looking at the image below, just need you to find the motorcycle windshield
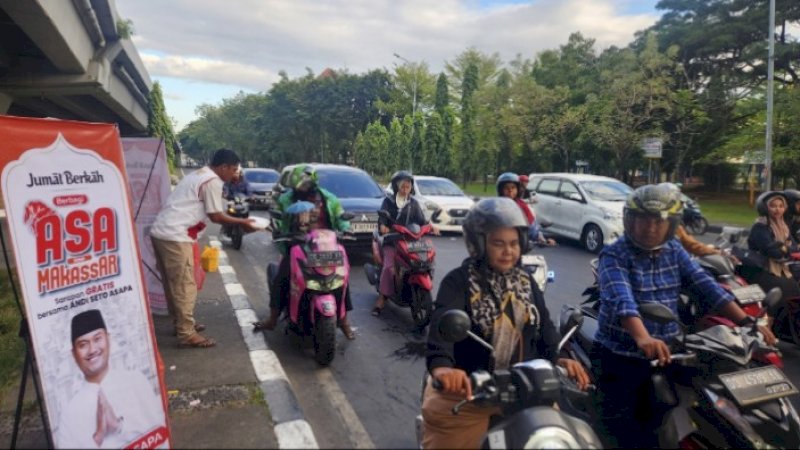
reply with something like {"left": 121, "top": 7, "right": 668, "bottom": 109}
{"left": 684, "top": 325, "right": 755, "bottom": 366}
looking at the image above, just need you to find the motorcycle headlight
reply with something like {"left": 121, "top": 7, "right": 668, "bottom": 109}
{"left": 523, "top": 427, "right": 580, "bottom": 449}
{"left": 306, "top": 279, "right": 322, "bottom": 291}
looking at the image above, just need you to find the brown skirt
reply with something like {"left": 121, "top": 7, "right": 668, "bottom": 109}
{"left": 420, "top": 377, "right": 501, "bottom": 449}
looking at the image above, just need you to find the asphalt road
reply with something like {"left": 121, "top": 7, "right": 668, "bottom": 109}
{"left": 224, "top": 213, "right": 800, "bottom": 449}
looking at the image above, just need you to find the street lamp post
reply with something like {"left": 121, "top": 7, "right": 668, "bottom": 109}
{"left": 393, "top": 52, "right": 418, "bottom": 172}
{"left": 393, "top": 52, "right": 418, "bottom": 116}
{"left": 764, "top": 0, "right": 775, "bottom": 190}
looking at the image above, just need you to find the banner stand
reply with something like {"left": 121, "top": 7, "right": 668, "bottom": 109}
{"left": 10, "top": 320, "right": 52, "bottom": 449}
{"left": 2, "top": 220, "right": 52, "bottom": 449}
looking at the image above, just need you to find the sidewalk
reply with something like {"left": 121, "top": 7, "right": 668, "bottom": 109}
{"left": 0, "top": 236, "right": 315, "bottom": 449}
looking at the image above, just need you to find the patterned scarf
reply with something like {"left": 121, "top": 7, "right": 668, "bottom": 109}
{"left": 467, "top": 263, "right": 539, "bottom": 370}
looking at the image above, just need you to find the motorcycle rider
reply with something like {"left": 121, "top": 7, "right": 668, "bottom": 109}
{"left": 660, "top": 182, "right": 730, "bottom": 258}
{"left": 422, "top": 197, "right": 589, "bottom": 449}
{"left": 784, "top": 189, "right": 800, "bottom": 240}
{"left": 253, "top": 164, "right": 355, "bottom": 339}
{"left": 592, "top": 183, "right": 776, "bottom": 448}
{"left": 371, "top": 170, "right": 438, "bottom": 316}
{"left": 741, "top": 191, "right": 800, "bottom": 303}
{"left": 222, "top": 166, "right": 252, "bottom": 200}
{"left": 496, "top": 172, "right": 555, "bottom": 247}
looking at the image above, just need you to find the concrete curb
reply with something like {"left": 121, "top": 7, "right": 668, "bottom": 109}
{"left": 210, "top": 237, "right": 319, "bottom": 449}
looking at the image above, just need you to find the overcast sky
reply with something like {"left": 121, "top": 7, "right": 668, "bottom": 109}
{"left": 115, "top": 0, "right": 662, "bottom": 131}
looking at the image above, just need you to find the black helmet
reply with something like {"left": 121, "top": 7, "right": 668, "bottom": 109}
{"left": 756, "top": 191, "right": 787, "bottom": 217}
{"left": 496, "top": 172, "right": 522, "bottom": 198}
{"left": 463, "top": 197, "right": 529, "bottom": 260}
{"left": 623, "top": 184, "right": 683, "bottom": 251}
{"left": 783, "top": 190, "right": 800, "bottom": 217}
{"left": 390, "top": 170, "right": 415, "bottom": 195}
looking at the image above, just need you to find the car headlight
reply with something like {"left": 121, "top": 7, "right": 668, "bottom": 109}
{"left": 424, "top": 201, "right": 439, "bottom": 211}
{"left": 523, "top": 427, "right": 580, "bottom": 449}
{"left": 601, "top": 208, "right": 622, "bottom": 220}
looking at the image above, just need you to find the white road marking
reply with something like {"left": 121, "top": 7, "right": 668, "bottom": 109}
{"left": 316, "top": 369, "right": 374, "bottom": 449}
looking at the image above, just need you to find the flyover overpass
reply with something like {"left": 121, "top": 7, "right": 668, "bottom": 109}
{"left": 0, "top": 0, "right": 152, "bottom": 135}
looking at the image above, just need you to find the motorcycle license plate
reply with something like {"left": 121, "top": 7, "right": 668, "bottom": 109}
{"left": 731, "top": 285, "right": 766, "bottom": 305}
{"left": 305, "top": 251, "right": 344, "bottom": 267}
{"left": 407, "top": 240, "right": 431, "bottom": 252}
{"left": 718, "top": 366, "right": 799, "bottom": 407}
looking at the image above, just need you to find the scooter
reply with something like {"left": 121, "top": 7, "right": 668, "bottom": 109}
{"left": 364, "top": 209, "right": 440, "bottom": 328}
{"left": 221, "top": 192, "right": 250, "bottom": 250}
{"left": 267, "top": 202, "right": 354, "bottom": 365}
{"left": 682, "top": 197, "right": 709, "bottom": 235}
{"left": 415, "top": 309, "right": 603, "bottom": 449}
{"left": 637, "top": 301, "right": 800, "bottom": 448}
{"left": 560, "top": 290, "right": 800, "bottom": 448}
{"left": 520, "top": 217, "right": 555, "bottom": 293}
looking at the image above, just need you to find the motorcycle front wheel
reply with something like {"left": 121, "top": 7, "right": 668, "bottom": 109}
{"left": 685, "top": 217, "right": 708, "bottom": 235}
{"left": 231, "top": 226, "right": 243, "bottom": 250}
{"left": 410, "top": 287, "right": 433, "bottom": 329}
{"left": 313, "top": 314, "right": 336, "bottom": 366}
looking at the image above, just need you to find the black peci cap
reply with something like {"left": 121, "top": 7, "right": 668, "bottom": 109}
{"left": 70, "top": 309, "right": 106, "bottom": 343}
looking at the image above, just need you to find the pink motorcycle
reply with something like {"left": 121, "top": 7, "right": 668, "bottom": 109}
{"left": 268, "top": 205, "right": 353, "bottom": 365}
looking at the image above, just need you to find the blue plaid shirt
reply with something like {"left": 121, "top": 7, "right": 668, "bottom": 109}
{"left": 595, "top": 236, "right": 733, "bottom": 357}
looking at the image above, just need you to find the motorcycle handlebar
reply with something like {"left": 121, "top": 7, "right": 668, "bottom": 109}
{"left": 650, "top": 352, "right": 696, "bottom": 367}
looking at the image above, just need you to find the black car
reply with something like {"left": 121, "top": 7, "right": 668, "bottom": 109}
{"left": 243, "top": 168, "right": 280, "bottom": 209}
{"left": 277, "top": 164, "right": 384, "bottom": 247}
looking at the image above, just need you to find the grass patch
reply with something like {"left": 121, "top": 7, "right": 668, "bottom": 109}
{"left": 685, "top": 189, "right": 757, "bottom": 228}
{"left": 0, "top": 268, "right": 24, "bottom": 397}
{"left": 460, "top": 182, "right": 496, "bottom": 196}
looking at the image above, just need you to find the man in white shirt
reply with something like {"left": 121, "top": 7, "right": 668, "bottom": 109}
{"left": 56, "top": 309, "right": 167, "bottom": 448}
{"left": 150, "top": 148, "right": 258, "bottom": 348}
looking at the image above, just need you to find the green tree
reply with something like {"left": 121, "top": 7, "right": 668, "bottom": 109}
{"left": 434, "top": 73, "right": 449, "bottom": 115}
{"left": 389, "top": 117, "right": 409, "bottom": 171}
{"left": 422, "top": 112, "right": 444, "bottom": 175}
{"left": 458, "top": 61, "right": 479, "bottom": 185}
{"left": 147, "top": 81, "right": 178, "bottom": 171}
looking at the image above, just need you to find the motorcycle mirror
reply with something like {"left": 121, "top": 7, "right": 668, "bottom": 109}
{"left": 438, "top": 310, "right": 472, "bottom": 343}
{"left": 763, "top": 287, "right": 783, "bottom": 312}
{"left": 559, "top": 309, "right": 584, "bottom": 337}
{"left": 639, "top": 303, "right": 679, "bottom": 325}
{"left": 377, "top": 209, "right": 392, "bottom": 221}
{"left": 340, "top": 212, "right": 355, "bottom": 221}
{"left": 431, "top": 209, "right": 443, "bottom": 223}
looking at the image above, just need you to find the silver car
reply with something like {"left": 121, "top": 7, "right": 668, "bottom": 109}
{"left": 528, "top": 173, "right": 632, "bottom": 253}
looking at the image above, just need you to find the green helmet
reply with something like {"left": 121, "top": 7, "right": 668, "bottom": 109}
{"left": 623, "top": 184, "right": 683, "bottom": 251}
{"left": 288, "top": 165, "right": 318, "bottom": 192}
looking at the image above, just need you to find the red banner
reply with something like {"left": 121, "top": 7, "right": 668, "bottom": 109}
{"left": 0, "top": 116, "right": 171, "bottom": 448}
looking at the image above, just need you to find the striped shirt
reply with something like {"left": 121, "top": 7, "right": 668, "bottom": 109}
{"left": 595, "top": 236, "right": 733, "bottom": 357}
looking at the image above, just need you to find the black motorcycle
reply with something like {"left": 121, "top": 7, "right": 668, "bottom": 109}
{"left": 682, "top": 197, "right": 709, "bottom": 235}
{"left": 560, "top": 293, "right": 800, "bottom": 448}
{"left": 221, "top": 193, "right": 250, "bottom": 250}
{"left": 416, "top": 309, "right": 603, "bottom": 449}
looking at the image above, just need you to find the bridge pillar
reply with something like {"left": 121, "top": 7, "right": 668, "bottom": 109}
{"left": 0, "top": 93, "right": 11, "bottom": 114}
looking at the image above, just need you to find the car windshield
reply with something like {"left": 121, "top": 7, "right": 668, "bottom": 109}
{"left": 317, "top": 170, "right": 384, "bottom": 198}
{"left": 417, "top": 178, "right": 464, "bottom": 196}
{"left": 580, "top": 180, "right": 632, "bottom": 201}
{"left": 245, "top": 170, "right": 278, "bottom": 183}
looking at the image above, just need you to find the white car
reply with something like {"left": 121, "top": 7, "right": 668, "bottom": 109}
{"left": 386, "top": 175, "right": 475, "bottom": 232}
{"left": 527, "top": 173, "right": 632, "bottom": 253}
